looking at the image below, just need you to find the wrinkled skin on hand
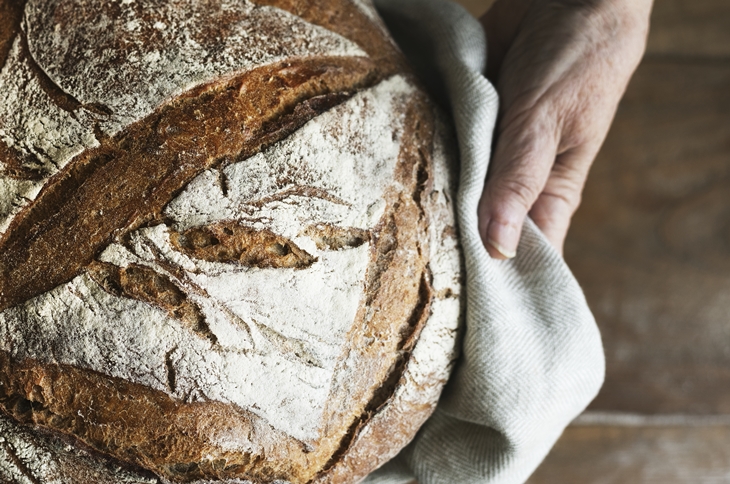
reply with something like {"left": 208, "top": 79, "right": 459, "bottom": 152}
{"left": 478, "top": 0, "right": 653, "bottom": 258}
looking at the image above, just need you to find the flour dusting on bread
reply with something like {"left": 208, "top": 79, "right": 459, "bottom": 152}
{"left": 0, "top": 0, "right": 365, "bottom": 236}
{"left": 0, "top": 1, "right": 462, "bottom": 482}
{"left": 0, "top": 77, "right": 418, "bottom": 443}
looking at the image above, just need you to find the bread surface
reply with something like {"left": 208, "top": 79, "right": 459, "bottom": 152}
{"left": 0, "top": 1, "right": 463, "bottom": 483}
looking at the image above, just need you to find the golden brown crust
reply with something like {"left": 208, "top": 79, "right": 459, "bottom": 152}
{"left": 0, "top": 56, "right": 379, "bottom": 313}
{"left": 0, "top": 1, "right": 32, "bottom": 182}
{"left": 169, "top": 222, "right": 318, "bottom": 269}
{"left": 0, "top": 351, "right": 314, "bottom": 483}
{"left": 0, "top": 0, "right": 24, "bottom": 70}
{"left": 0, "top": 92, "right": 440, "bottom": 484}
{"left": 0, "top": 2, "right": 458, "bottom": 483}
{"left": 313, "top": 93, "right": 439, "bottom": 484}
{"left": 253, "top": 0, "right": 404, "bottom": 77}
{"left": 87, "top": 261, "right": 214, "bottom": 343}
{"left": 1, "top": 3, "right": 95, "bottom": 182}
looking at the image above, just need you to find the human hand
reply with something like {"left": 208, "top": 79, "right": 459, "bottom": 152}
{"left": 478, "top": 0, "right": 652, "bottom": 258}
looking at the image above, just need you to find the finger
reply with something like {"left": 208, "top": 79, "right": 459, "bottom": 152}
{"left": 478, "top": 109, "right": 559, "bottom": 259}
{"left": 529, "top": 192, "right": 574, "bottom": 254}
{"left": 529, "top": 145, "right": 597, "bottom": 253}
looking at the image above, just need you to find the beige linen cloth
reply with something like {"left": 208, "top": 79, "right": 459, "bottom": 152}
{"left": 365, "top": 1, "right": 606, "bottom": 483}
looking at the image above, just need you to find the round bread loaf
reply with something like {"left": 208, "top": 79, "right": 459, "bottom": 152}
{"left": 0, "top": 0, "right": 462, "bottom": 482}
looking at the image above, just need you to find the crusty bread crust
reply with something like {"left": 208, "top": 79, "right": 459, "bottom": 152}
{"left": 0, "top": 57, "right": 381, "bottom": 313}
{"left": 313, "top": 105, "right": 463, "bottom": 484}
{"left": 0, "top": 1, "right": 462, "bottom": 483}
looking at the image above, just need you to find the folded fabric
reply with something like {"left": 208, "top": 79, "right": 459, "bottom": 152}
{"left": 365, "top": 1, "right": 606, "bottom": 483}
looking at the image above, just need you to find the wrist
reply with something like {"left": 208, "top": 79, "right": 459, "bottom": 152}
{"left": 545, "top": 0, "right": 652, "bottom": 64}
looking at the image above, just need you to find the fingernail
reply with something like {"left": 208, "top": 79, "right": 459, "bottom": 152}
{"left": 487, "top": 220, "right": 519, "bottom": 259}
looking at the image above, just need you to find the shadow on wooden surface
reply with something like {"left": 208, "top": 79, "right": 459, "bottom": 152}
{"left": 527, "top": 420, "right": 730, "bottom": 484}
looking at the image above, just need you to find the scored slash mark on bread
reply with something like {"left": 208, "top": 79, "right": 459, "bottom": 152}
{"left": 87, "top": 261, "right": 214, "bottom": 343}
{"left": 0, "top": 0, "right": 405, "bottom": 312}
{"left": 170, "top": 222, "right": 318, "bottom": 269}
{"left": 0, "top": 58, "right": 380, "bottom": 313}
{"left": 0, "top": 89, "right": 451, "bottom": 483}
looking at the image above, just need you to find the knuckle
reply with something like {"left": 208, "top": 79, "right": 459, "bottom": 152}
{"left": 530, "top": 193, "right": 574, "bottom": 233}
{"left": 494, "top": 176, "right": 543, "bottom": 211}
{"left": 552, "top": 190, "right": 581, "bottom": 214}
{"left": 552, "top": 159, "right": 590, "bottom": 186}
{"left": 559, "top": 121, "right": 592, "bottom": 150}
{"left": 543, "top": 178, "right": 584, "bottom": 214}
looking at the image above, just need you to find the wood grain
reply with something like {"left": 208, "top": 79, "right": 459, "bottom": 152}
{"left": 454, "top": 0, "right": 730, "bottom": 58}
{"left": 527, "top": 423, "right": 730, "bottom": 483}
{"left": 648, "top": 0, "right": 730, "bottom": 58}
{"left": 565, "top": 60, "right": 730, "bottom": 414}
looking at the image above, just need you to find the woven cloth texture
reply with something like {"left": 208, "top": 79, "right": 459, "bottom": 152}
{"left": 364, "top": 1, "right": 606, "bottom": 483}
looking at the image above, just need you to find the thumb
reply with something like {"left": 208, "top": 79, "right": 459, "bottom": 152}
{"left": 478, "top": 111, "right": 558, "bottom": 259}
